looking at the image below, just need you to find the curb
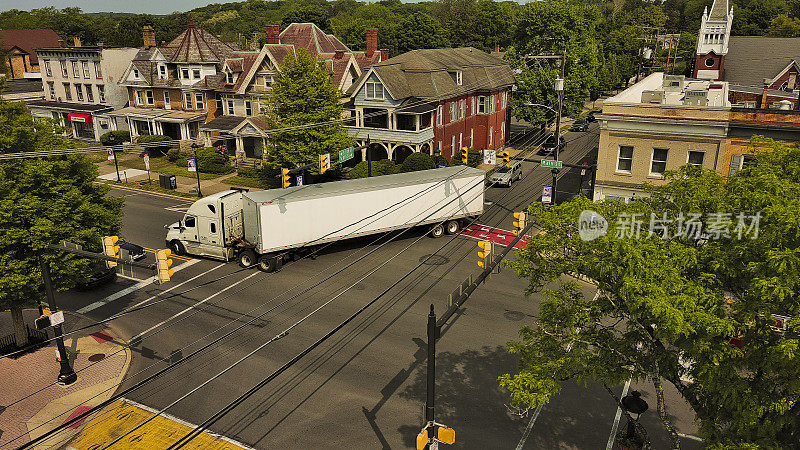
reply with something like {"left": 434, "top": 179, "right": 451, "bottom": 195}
{"left": 95, "top": 181, "right": 197, "bottom": 201}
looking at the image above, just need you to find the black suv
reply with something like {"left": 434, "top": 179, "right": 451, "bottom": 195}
{"left": 570, "top": 118, "right": 589, "bottom": 132}
{"left": 538, "top": 134, "right": 566, "bottom": 156}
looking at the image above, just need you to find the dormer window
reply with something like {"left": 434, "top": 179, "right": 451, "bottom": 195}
{"left": 159, "top": 65, "right": 166, "bottom": 79}
{"left": 133, "top": 68, "right": 139, "bottom": 79}
{"left": 365, "top": 81, "right": 384, "bottom": 100}
{"left": 450, "top": 70, "right": 462, "bottom": 86}
{"left": 192, "top": 68, "right": 201, "bottom": 79}
{"left": 226, "top": 72, "right": 234, "bottom": 84}
{"left": 181, "top": 68, "right": 189, "bottom": 79}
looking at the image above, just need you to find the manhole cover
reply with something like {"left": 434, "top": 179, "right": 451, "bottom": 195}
{"left": 88, "top": 353, "right": 105, "bottom": 362}
{"left": 419, "top": 254, "right": 449, "bottom": 265}
{"left": 503, "top": 310, "right": 526, "bottom": 321}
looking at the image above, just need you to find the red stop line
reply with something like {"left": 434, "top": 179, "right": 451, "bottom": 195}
{"left": 459, "top": 224, "right": 529, "bottom": 249}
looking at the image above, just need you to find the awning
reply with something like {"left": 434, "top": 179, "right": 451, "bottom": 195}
{"left": 68, "top": 113, "right": 92, "bottom": 123}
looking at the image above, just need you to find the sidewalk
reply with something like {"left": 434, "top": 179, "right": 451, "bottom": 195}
{"left": 97, "top": 159, "right": 246, "bottom": 197}
{"left": 0, "top": 310, "right": 131, "bottom": 449}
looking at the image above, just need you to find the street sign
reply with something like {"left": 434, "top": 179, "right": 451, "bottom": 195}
{"left": 541, "top": 159, "right": 562, "bottom": 169}
{"left": 50, "top": 310, "right": 65, "bottom": 326}
{"left": 187, "top": 158, "right": 197, "bottom": 173}
{"left": 339, "top": 147, "right": 354, "bottom": 163}
{"left": 542, "top": 185, "right": 553, "bottom": 204}
{"left": 483, "top": 149, "right": 496, "bottom": 165}
{"left": 143, "top": 154, "right": 150, "bottom": 171}
{"left": 107, "top": 149, "right": 114, "bottom": 161}
{"left": 296, "top": 174, "right": 304, "bottom": 186}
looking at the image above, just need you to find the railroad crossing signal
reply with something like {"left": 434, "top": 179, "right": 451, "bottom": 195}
{"left": 477, "top": 240, "right": 493, "bottom": 269}
{"left": 281, "top": 168, "right": 291, "bottom": 189}
{"left": 461, "top": 147, "right": 469, "bottom": 165}
{"left": 103, "top": 236, "right": 120, "bottom": 268}
{"left": 513, "top": 211, "right": 527, "bottom": 235}
{"left": 156, "top": 249, "right": 174, "bottom": 283}
{"left": 319, "top": 153, "right": 331, "bottom": 174}
{"left": 501, "top": 150, "right": 510, "bottom": 163}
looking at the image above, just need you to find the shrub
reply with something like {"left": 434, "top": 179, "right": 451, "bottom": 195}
{"left": 347, "top": 159, "right": 400, "bottom": 179}
{"left": 166, "top": 148, "right": 181, "bottom": 162}
{"left": 467, "top": 148, "right": 482, "bottom": 167}
{"left": 196, "top": 147, "right": 233, "bottom": 174}
{"left": 433, "top": 155, "right": 450, "bottom": 167}
{"left": 137, "top": 135, "right": 173, "bottom": 156}
{"left": 100, "top": 130, "right": 130, "bottom": 145}
{"left": 401, "top": 152, "right": 436, "bottom": 172}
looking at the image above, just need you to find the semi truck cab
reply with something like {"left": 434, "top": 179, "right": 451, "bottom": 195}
{"left": 165, "top": 190, "right": 244, "bottom": 261}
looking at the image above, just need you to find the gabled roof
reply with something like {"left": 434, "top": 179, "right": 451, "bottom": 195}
{"left": 1, "top": 29, "right": 60, "bottom": 65}
{"left": 279, "top": 23, "right": 351, "bottom": 55}
{"left": 348, "top": 47, "right": 514, "bottom": 100}
{"left": 725, "top": 36, "right": 800, "bottom": 87}
{"left": 218, "top": 51, "right": 260, "bottom": 93}
{"left": 352, "top": 51, "right": 382, "bottom": 71}
{"left": 708, "top": 0, "right": 729, "bottom": 20}
{"left": 160, "top": 20, "right": 236, "bottom": 64}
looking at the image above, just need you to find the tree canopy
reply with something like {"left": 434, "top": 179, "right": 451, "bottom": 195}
{"left": 263, "top": 48, "right": 354, "bottom": 170}
{"left": 503, "top": 137, "right": 800, "bottom": 447}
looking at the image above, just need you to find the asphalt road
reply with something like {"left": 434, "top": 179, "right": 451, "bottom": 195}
{"left": 50, "top": 123, "right": 701, "bottom": 449}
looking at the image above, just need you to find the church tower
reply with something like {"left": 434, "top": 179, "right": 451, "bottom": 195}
{"left": 693, "top": 0, "right": 733, "bottom": 80}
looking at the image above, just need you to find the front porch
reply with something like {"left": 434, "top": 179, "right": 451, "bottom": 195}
{"left": 110, "top": 106, "right": 206, "bottom": 141}
{"left": 199, "top": 115, "right": 269, "bottom": 166}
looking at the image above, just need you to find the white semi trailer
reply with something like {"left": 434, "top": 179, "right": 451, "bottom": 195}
{"left": 165, "top": 166, "right": 486, "bottom": 271}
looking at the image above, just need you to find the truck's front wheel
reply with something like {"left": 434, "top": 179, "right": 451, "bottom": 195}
{"left": 239, "top": 249, "right": 256, "bottom": 268}
{"left": 169, "top": 240, "right": 185, "bottom": 256}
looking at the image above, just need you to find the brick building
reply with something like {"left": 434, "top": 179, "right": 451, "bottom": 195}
{"left": 1, "top": 29, "right": 60, "bottom": 80}
{"left": 344, "top": 47, "right": 514, "bottom": 164}
{"left": 693, "top": 0, "right": 800, "bottom": 108}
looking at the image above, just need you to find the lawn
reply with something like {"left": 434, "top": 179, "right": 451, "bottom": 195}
{"left": 110, "top": 156, "right": 224, "bottom": 180}
{"left": 96, "top": 179, "right": 199, "bottom": 198}
{"left": 221, "top": 175, "right": 270, "bottom": 189}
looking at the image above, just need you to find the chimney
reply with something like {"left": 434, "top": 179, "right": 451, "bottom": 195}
{"left": 142, "top": 25, "right": 156, "bottom": 50}
{"left": 494, "top": 44, "right": 500, "bottom": 53}
{"left": 380, "top": 48, "right": 389, "bottom": 61}
{"left": 366, "top": 29, "right": 378, "bottom": 57}
{"left": 73, "top": 36, "right": 81, "bottom": 47}
{"left": 266, "top": 25, "right": 279, "bottom": 45}
{"left": 335, "top": 50, "right": 345, "bottom": 59}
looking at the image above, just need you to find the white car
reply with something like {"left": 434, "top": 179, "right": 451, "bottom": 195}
{"left": 488, "top": 161, "right": 523, "bottom": 187}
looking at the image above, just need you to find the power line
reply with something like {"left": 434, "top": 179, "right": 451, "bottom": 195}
{"left": 16, "top": 126, "right": 553, "bottom": 449}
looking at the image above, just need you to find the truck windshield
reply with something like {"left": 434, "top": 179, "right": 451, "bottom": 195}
{"left": 184, "top": 216, "right": 196, "bottom": 227}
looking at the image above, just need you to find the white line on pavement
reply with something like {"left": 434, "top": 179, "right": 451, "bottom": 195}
{"left": 605, "top": 379, "right": 632, "bottom": 450}
{"left": 126, "top": 263, "right": 225, "bottom": 310}
{"left": 130, "top": 270, "right": 260, "bottom": 342}
{"left": 515, "top": 403, "right": 544, "bottom": 450}
{"left": 77, "top": 259, "right": 201, "bottom": 314}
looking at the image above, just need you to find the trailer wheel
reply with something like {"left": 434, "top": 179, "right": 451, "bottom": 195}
{"left": 445, "top": 220, "right": 460, "bottom": 235}
{"left": 238, "top": 249, "right": 256, "bottom": 268}
{"left": 257, "top": 254, "right": 278, "bottom": 272}
{"left": 169, "top": 240, "right": 185, "bottom": 256}
{"left": 429, "top": 223, "right": 445, "bottom": 238}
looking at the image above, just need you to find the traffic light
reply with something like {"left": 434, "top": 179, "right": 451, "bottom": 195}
{"left": 477, "top": 240, "right": 493, "bottom": 269}
{"left": 416, "top": 428, "right": 428, "bottom": 450}
{"left": 438, "top": 426, "right": 456, "bottom": 445}
{"left": 35, "top": 312, "right": 51, "bottom": 330}
{"left": 461, "top": 147, "right": 469, "bottom": 165}
{"left": 156, "top": 249, "right": 174, "bottom": 283}
{"left": 282, "top": 168, "right": 291, "bottom": 189}
{"left": 513, "top": 211, "right": 527, "bottom": 235}
{"left": 501, "top": 150, "right": 510, "bottom": 163}
{"left": 103, "top": 235, "right": 120, "bottom": 268}
{"left": 319, "top": 153, "right": 331, "bottom": 174}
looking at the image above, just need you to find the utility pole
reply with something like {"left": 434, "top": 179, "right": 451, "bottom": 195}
{"left": 552, "top": 49, "right": 566, "bottom": 205}
{"left": 191, "top": 142, "right": 203, "bottom": 197}
{"left": 39, "top": 256, "right": 77, "bottom": 385}
{"left": 366, "top": 135, "right": 372, "bottom": 177}
{"left": 425, "top": 304, "right": 438, "bottom": 449}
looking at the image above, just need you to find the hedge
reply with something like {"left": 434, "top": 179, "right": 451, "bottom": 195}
{"left": 347, "top": 159, "right": 400, "bottom": 179}
{"left": 176, "top": 147, "right": 233, "bottom": 175}
{"left": 100, "top": 130, "right": 130, "bottom": 145}
{"left": 137, "top": 134, "right": 173, "bottom": 156}
{"left": 401, "top": 152, "right": 436, "bottom": 172}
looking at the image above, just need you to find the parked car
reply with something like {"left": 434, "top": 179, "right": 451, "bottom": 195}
{"left": 538, "top": 134, "right": 565, "bottom": 156}
{"left": 586, "top": 111, "right": 597, "bottom": 122}
{"left": 488, "top": 161, "right": 523, "bottom": 187}
{"left": 570, "top": 118, "right": 589, "bottom": 132}
{"left": 75, "top": 260, "right": 117, "bottom": 290}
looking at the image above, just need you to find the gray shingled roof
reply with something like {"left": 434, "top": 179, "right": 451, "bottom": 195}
{"left": 350, "top": 47, "right": 514, "bottom": 100}
{"left": 725, "top": 36, "right": 800, "bottom": 87}
{"left": 161, "top": 22, "right": 236, "bottom": 64}
{"left": 708, "top": 0, "right": 729, "bottom": 19}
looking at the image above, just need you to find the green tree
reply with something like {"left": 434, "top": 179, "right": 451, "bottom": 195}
{"left": 0, "top": 95, "right": 123, "bottom": 348}
{"left": 264, "top": 48, "right": 354, "bottom": 170}
{"left": 767, "top": 13, "right": 800, "bottom": 36}
{"left": 390, "top": 12, "right": 451, "bottom": 55}
{"left": 400, "top": 152, "right": 436, "bottom": 172}
{"left": 347, "top": 158, "right": 400, "bottom": 178}
{"left": 502, "top": 137, "right": 800, "bottom": 447}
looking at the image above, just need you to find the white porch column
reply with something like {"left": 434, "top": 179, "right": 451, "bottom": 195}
{"left": 236, "top": 136, "right": 244, "bottom": 159}
{"left": 180, "top": 123, "right": 189, "bottom": 140}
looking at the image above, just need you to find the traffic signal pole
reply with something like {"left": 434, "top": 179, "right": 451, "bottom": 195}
{"left": 39, "top": 256, "right": 77, "bottom": 385}
{"left": 425, "top": 305, "right": 438, "bottom": 448}
{"left": 553, "top": 50, "right": 566, "bottom": 204}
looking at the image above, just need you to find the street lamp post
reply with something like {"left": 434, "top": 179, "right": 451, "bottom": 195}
{"left": 191, "top": 142, "right": 203, "bottom": 197}
{"left": 621, "top": 390, "right": 649, "bottom": 443}
{"left": 108, "top": 135, "right": 121, "bottom": 182}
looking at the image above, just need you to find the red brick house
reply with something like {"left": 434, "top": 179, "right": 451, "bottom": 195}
{"left": 345, "top": 47, "right": 514, "bottom": 164}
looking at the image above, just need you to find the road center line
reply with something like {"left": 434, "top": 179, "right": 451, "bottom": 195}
{"left": 130, "top": 270, "right": 260, "bottom": 342}
{"left": 77, "top": 259, "right": 201, "bottom": 314}
{"left": 605, "top": 379, "right": 632, "bottom": 450}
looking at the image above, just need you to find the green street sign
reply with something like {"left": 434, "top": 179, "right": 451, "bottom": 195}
{"left": 339, "top": 147, "right": 354, "bottom": 163}
{"left": 541, "top": 159, "right": 563, "bottom": 169}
